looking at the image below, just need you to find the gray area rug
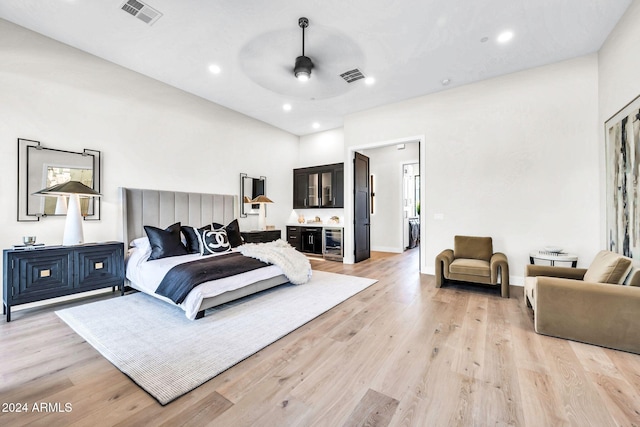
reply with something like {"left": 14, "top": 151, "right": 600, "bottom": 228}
{"left": 56, "top": 270, "right": 377, "bottom": 405}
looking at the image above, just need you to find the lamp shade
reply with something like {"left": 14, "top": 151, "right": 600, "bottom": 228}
{"left": 33, "top": 181, "right": 101, "bottom": 197}
{"left": 243, "top": 195, "right": 253, "bottom": 203}
{"left": 251, "top": 195, "right": 273, "bottom": 204}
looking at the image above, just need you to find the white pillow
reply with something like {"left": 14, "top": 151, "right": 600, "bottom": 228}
{"left": 130, "top": 237, "right": 150, "bottom": 249}
{"left": 128, "top": 237, "right": 152, "bottom": 263}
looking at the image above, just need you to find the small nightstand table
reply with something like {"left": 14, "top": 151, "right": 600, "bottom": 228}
{"left": 241, "top": 230, "right": 282, "bottom": 243}
{"left": 3, "top": 242, "right": 125, "bottom": 322}
{"left": 529, "top": 250, "right": 578, "bottom": 267}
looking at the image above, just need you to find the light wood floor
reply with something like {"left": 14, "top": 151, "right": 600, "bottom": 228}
{"left": 1, "top": 249, "right": 639, "bottom": 426}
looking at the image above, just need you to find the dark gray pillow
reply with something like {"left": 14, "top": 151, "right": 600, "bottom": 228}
{"left": 144, "top": 222, "right": 188, "bottom": 260}
{"left": 181, "top": 224, "right": 212, "bottom": 254}
{"left": 213, "top": 219, "right": 243, "bottom": 248}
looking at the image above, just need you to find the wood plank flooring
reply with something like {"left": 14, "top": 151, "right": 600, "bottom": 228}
{"left": 1, "top": 249, "right": 639, "bottom": 426}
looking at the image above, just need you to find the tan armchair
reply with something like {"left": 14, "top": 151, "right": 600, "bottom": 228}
{"left": 435, "top": 235, "right": 510, "bottom": 298}
{"left": 524, "top": 250, "right": 640, "bottom": 354}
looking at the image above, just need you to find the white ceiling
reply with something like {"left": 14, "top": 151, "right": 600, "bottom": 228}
{"left": 0, "top": 0, "right": 631, "bottom": 136}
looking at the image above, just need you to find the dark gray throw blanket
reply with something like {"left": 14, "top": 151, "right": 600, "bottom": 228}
{"left": 156, "top": 252, "right": 270, "bottom": 304}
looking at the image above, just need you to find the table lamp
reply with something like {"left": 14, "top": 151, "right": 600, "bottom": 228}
{"left": 33, "top": 181, "right": 102, "bottom": 245}
{"left": 251, "top": 195, "right": 273, "bottom": 231}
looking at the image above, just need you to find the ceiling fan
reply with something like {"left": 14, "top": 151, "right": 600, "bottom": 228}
{"left": 294, "top": 17, "right": 314, "bottom": 82}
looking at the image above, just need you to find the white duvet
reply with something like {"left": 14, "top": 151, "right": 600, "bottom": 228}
{"left": 126, "top": 245, "right": 284, "bottom": 320}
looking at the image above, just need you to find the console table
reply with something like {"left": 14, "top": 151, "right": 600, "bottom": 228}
{"left": 529, "top": 250, "right": 578, "bottom": 267}
{"left": 3, "top": 242, "right": 124, "bottom": 321}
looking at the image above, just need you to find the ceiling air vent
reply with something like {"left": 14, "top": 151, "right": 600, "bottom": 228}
{"left": 121, "top": 0, "right": 162, "bottom": 25}
{"left": 340, "top": 68, "right": 365, "bottom": 83}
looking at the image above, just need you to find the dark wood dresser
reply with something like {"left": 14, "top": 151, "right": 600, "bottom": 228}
{"left": 3, "top": 242, "right": 124, "bottom": 321}
{"left": 241, "top": 230, "right": 282, "bottom": 244}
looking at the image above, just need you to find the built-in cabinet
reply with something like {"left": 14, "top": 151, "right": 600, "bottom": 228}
{"left": 287, "top": 226, "right": 322, "bottom": 255}
{"left": 287, "top": 225, "right": 343, "bottom": 262}
{"left": 293, "top": 163, "right": 344, "bottom": 209}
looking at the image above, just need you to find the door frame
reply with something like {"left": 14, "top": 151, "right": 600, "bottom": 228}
{"left": 343, "top": 135, "right": 427, "bottom": 273}
{"left": 401, "top": 160, "right": 420, "bottom": 251}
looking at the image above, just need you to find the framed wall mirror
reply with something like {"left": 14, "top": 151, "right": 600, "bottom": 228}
{"left": 18, "top": 138, "right": 101, "bottom": 222}
{"left": 240, "top": 173, "right": 266, "bottom": 217}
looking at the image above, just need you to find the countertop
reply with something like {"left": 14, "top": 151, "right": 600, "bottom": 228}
{"left": 286, "top": 223, "right": 343, "bottom": 228}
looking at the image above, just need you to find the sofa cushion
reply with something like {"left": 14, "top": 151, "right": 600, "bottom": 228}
{"left": 450, "top": 258, "right": 490, "bottom": 277}
{"left": 454, "top": 236, "right": 493, "bottom": 262}
{"left": 584, "top": 250, "right": 633, "bottom": 284}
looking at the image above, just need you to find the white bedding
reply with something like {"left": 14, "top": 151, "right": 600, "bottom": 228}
{"left": 126, "top": 245, "right": 284, "bottom": 320}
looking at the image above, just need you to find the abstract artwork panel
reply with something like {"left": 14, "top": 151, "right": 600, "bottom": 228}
{"left": 605, "top": 94, "right": 640, "bottom": 260}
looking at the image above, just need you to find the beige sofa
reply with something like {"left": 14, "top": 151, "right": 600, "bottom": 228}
{"left": 524, "top": 250, "right": 640, "bottom": 354}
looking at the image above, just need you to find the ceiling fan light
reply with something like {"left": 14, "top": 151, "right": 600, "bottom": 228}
{"left": 294, "top": 55, "right": 313, "bottom": 81}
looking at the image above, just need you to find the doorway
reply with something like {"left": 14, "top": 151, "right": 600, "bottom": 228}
{"left": 403, "top": 162, "right": 420, "bottom": 250}
{"left": 344, "top": 135, "right": 426, "bottom": 272}
{"left": 354, "top": 141, "right": 421, "bottom": 267}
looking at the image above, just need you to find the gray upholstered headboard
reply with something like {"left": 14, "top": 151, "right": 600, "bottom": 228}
{"left": 120, "top": 187, "right": 236, "bottom": 246}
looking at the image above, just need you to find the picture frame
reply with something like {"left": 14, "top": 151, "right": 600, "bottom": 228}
{"left": 604, "top": 93, "right": 640, "bottom": 260}
{"left": 17, "top": 138, "right": 102, "bottom": 222}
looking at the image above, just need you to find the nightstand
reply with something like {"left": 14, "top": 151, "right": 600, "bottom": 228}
{"left": 241, "top": 230, "right": 282, "bottom": 243}
{"left": 3, "top": 242, "right": 125, "bottom": 322}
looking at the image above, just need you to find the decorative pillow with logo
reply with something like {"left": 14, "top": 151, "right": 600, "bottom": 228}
{"left": 199, "top": 228, "right": 232, "bottom": 255}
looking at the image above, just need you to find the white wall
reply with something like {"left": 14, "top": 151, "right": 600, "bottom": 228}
{"left": 343, "top": 55, "right": 601, "bottom": 284}
{"left": 298, "top": 128, "right": 344, "bottom": 167}
{"left": 0, "top": 19, "right": 298, "bottom": 302}
{"left": 598, "top": 0, "right": 640, "bottom": 249}
{"left": 361, "top": 143, "right": 419, "bottom": 253}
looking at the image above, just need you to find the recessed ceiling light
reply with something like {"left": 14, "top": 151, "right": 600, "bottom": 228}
{"left": 442, "top": 79, "right": 451, "bottom": 86}
{"left": 208, "top": 64, "right": 221, "bottom": 74}
{"left": 480, "top": 36, "right": 489, "bottom": 43}
{"left": 312, "top": 122, "right": 320, "bottom": 129}
{"left": 364, "top": 77, "right": 375, "bottom": 85}
{"left": 497, "top": 31, "right": 513, "bottom": 44}
{"left": 283, "top": 103, "right": 292, "bottom": 111}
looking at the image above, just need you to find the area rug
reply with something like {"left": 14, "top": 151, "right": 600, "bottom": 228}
{"left": 55, "top": 270, "right": 377, "bottom": 405}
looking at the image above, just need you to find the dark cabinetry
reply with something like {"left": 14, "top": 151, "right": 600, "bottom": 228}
{"left": 293, "top": 163, "right": 344, "bottom": 209}
{"left": 3, "top": 242, "right": 124, "bottom": 321}
{"left": 302, "top": 228, "right": 322, "bottom": 254}
{"left": 287, "top": 226, "right": 302, "bottom": 251}
{"left": 287, "top": 226, "right": 322, "bottom": 255}
{"left": 241, "top": 230, "right": 281, "bottom": 243}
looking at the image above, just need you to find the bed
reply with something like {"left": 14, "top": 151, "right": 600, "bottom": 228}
{"left": 120, "top": 187, "right": 295, "bottom": 319}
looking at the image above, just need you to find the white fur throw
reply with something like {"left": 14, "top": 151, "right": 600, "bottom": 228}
{"left": 239, "top": 239, "right": 312, "bottom": 285}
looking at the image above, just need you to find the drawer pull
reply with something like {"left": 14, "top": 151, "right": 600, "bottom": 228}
{"left": 40, "top": 269, "right": 51, "bottom": 278}
{"left": 95, "top": 262, "right": 104, "bottom": 270}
